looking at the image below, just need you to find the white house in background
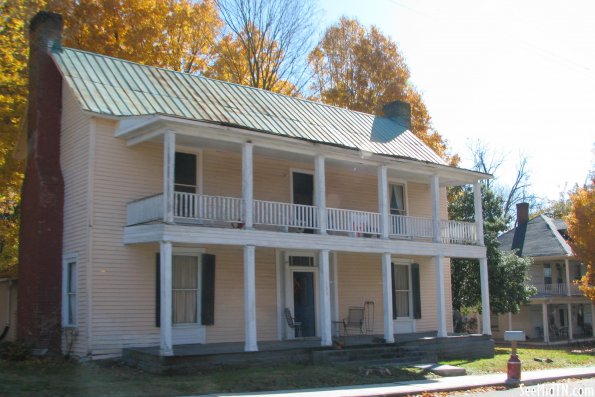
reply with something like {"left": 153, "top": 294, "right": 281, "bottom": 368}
{"left": 19, "top": 12, "right": 493, "bottom": 359}
{"left": 494, "top": 203, "right": 594, "bottom": 343}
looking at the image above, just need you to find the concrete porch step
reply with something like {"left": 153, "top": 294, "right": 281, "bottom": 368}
{"left": 312, "top": 345, "right": 436, "bottom": 365}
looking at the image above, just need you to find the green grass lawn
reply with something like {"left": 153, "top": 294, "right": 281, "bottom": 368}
{"left": 443, "top": 346, "right": 595, "bottom": 375}
{"left": 0, "top": 346, "right": 593, "bottom": 397}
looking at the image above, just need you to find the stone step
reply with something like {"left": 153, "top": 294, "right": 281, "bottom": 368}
{"left": 312, "top": 345, "right": 436, "bottom": 365}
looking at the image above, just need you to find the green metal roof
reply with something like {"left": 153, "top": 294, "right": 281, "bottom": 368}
{"left": 52, "top": 47, "right": 446, "bottom": 165}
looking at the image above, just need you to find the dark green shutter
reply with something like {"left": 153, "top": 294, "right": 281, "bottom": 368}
{"left": 411, "top": 263, "right": 421, "bottom": 319}
{"left": 391, "top": 263, "right": 397, "bottom": 319}
{"left": 201, "top": 254, "right": 216, "bottom": 325}
{"left": 155, "top": 253, "right": 160, "bottom": 327}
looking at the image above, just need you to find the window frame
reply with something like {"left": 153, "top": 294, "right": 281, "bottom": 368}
{"left": 172, "top": 247, "right": 204, "bottom": 327}
{"left": 174, "top": 148, "right": 203, "bottom": 194}
{"left": 392, "top": 261, "right": 413, "bottom": 319}
{"left": 388, "top": 180, "right": 408, "bottom": 216}
{"left": 62, "top": 253, "right": 78, "bottom": 327}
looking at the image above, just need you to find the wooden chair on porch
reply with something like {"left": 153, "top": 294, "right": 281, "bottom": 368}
{"left": 284, "top": 308, "right": 303, "bottom": 339}
{"left": 343, "top": 306, "right": 365, "bottom": 335}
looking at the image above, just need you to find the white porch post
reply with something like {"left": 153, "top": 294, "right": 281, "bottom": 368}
{"left": 435, "top": 255, "right": 447, "bottom": 337}
{"left": 542, "top": 303, "right": 550, "bottom": 343}
{"left": 160, "top": 241, "right": 173, "bottom": 356}
{"left": 568, "top": 303, "right": 574, "bottom": 340}
{"left": 430, "top": 174, "right": 441, "bottom": 243}
{"left": 163, "top": 131, "right": 176, "bottom": 223}
{"left": 319, "top": 249, "right": 332, "bottom": 346}
{"left": 242, "top": 142, "right": 254, "bottom": 229}
{"left": 480, "top": 257, "right": 492, "bottom": 335}
{"left": 565, "top": 259, "right": 571, "bottom": 296}
{"left": 244, "top": 245, "right": 258, "bottom": 351}
{"left": 378, "top": 166, "right": 389, "bottom": 239}
{"left": 315, "top": 155, "right": 327, "bottom": 234}
{"left": 381, "top": 253, "right": 394, "bottom": 342}
{"left": 473, "top": 181, "right": 485, "bottom": 246}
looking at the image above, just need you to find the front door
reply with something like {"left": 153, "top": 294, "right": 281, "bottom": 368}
{"left": 293, "top": 271, "right": 316, "bottom": 337}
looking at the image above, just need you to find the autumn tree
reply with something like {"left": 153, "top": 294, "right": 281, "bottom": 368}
{"left": 212, "top": 0, "right": 318, "bottom": 95}
{"left": 59, "top": 0, "right": 222, "bottom": 74}
{"left": 567, "top": 177, "right": 595, "bottom": 301}
{"left": 309, "top": 17, "right": 454, "bottom": 162}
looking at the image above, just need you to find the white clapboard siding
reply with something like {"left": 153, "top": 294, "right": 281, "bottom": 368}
{"left": 60, "top": 85, "right": 91, "bottom": 357}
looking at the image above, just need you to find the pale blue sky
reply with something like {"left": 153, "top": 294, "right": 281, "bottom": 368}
{"left": 318, "top": 0, "right": 595, "bottom": 202}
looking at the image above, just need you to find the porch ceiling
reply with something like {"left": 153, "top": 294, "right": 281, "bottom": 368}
{"left": 115, "top": 115, "right": 490, "bottom": 187}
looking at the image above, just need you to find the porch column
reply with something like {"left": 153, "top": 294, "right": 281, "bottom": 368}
{"left": 473, "top": 181, "right": 485, "bottom": 246}
{"left": 381, "top": 253, "right": 394, "bottom": 342}
{"left": 378, "top": 166, "right": 389, "bottom": 239}
{"left": 242, "top": 142, "right": 254, "bottom": 229}
{"left": 435, "top": 255, "right": 447, "bottom": 337}
{"left": 163, "top": 131, "right": 176, "bottom": 223}
{"left": 319, "top": 249, "right": 332, "bottom": 346}
{"left": 565, "top": 259, "right": 571, "bottom": 296}
{"left": 244, "top": 245, "right": 258, "bottom": 351}
{"left": 159, "top": 241, "right": 173, "bottom": 356}
{"left": 592, "top": 304, "right": 595, "bottom": 337}
{"left": 315, "top": 155, "right": 327, "bottom": 234}
{"left": 430, "top": 174, "right": 441, "bottom": 243}
{"left": 542, "top": 303, "right": 550, "bottom": 343}
{"left": 568, "top": 303, "right": 574, "bottom": 340}
{"left": 480, "top": 257, "right": 491, "bottom": 335}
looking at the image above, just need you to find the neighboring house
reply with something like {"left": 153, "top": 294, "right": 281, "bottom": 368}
{"left": 0, "top": 270, "right": 17, "bottom": 343}
{"left": 495, "top": 203, "right": 594, "bottom": 343}
{"left": 19, "top": 12, "right": 492, "bottom": 359}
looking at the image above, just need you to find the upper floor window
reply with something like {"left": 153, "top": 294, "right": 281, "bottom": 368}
{"left": 175, "top": 152, "right": 198, "bottom": 193}
{"left": 390, "top": 184, "right": 406, "bottom": 216}
{"left": 543, "top": 264, "right": 552, "bottom": 285}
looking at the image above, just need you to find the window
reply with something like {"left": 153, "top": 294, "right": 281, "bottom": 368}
{"left": 389, "top": 184, "right": 406, "bottom": 216}
{"left": 393, "top": 264, "right": 410, "bottom": 317}
{"left": 62, "top": 255, "right": 77, "bottom": 326}
{"left": 490, "top": 314, "right": 500, "bottom": 331}
{"left": 174, "top": 152, "right": 197, "bottom": 193}
{"left": 289, "top": 255, "right": 315, "bottom": 267}
{"left": 543, "top": 264, "right": 552, "bottom": 285}
{"left": 172, "top": 255, "right": 200, "bottom": 324}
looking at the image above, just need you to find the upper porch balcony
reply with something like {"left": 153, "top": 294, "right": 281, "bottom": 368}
{"left": 127, "top": 192, "right": 479, "bottom": 245}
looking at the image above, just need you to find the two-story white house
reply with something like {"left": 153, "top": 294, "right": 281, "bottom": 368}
{"left": 19, "top": 12, "right": 493, "bottom": 360}
{"left": 495, "top": 203, "right": 594, "bottom": 343}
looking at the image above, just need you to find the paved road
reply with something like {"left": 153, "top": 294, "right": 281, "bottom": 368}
{"left": 452, "top": 378, "right": 595, "bottom": 397}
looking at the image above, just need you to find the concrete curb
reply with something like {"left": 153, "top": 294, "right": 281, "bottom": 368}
{"left": 190, "top": 367, "right": 595, "bottom": 397}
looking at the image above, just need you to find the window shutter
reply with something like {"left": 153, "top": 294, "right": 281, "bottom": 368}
{"left": 411, "top": 263, "right": 422, "bottom": 319}
{"left": 391, "top": 263, "right": 397, "bottom": 319}
{"left": 155, "top": 253, "right": 160, "bottom": 327}
{"left": 201, "top": 254, "right": 216, "bottom": 325}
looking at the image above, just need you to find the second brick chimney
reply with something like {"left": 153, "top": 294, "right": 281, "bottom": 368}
{"left": 516, "top": 202, "right": 529, "bottom": 226}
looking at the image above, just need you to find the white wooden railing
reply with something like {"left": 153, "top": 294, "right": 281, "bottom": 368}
{"left": 175, "top": 192, "right": 244, "bottom": 223}
{"left": 327, "top": 208, "right": 380, "bottom": 235}
{"left": 126, "top": 192, "right": 480, "bottom": 245}
{"left": 127, "top": 194, "right": 163, "bottom": 225}
{"left": 441, "top": 220, "right": 478, "bottom": 245}
{"left": 532, "top": 283, "right": 567, "bottom": 295}
{"left": 390, "top": 214, "right": 434, "bottom": 239}
{"left": 254, "top": 199, "right": 318, "bottom": 229}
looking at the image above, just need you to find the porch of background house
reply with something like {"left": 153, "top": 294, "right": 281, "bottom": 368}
{"left": 123, "top": 333, "right": 494, "bottom": 374}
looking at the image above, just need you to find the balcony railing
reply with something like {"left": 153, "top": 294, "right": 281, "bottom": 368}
{"left": 127, "top": 192, "right": 479, "bottom": 245}
{"left": 531, "top": 282, "right": 584, "bottom": 296}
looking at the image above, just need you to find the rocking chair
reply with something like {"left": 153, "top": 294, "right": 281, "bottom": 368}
{"left": 343, "top": 306, "right": 365, "bottom": 335}
{"left": 284, "top": 308, "right": 303, "bottom": 338}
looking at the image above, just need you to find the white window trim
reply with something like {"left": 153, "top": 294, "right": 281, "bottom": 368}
{"left": 290, "top": 168, "right": 315, "bottom": 205}
{"left": 388, "top": 180, "right": 408, "bottom": 216}
{"left": 62, "top": 253, "right": 78, "bottom": 327}
{"left": 174, "top": 147, "right": 203, "bottom": 195}
{"left": 172, "top": 247, "right": 205, "bottom": 327}
{"left": 392, "top": 258, "right": 414, "bottom": 320}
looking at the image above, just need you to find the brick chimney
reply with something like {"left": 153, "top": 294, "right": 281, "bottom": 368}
{"left": 516, "top": 202, "right": 529, "bottom": 226}
{"left": 17, "top": 11, "right": 65, "bottom": 353}
{"left": 382, "top": 100, "right": 411, "bottom": 130}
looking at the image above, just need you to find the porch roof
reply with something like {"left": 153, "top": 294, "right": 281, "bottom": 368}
{"left": 52, "top": 47, "right": 486, "bottom": 178}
